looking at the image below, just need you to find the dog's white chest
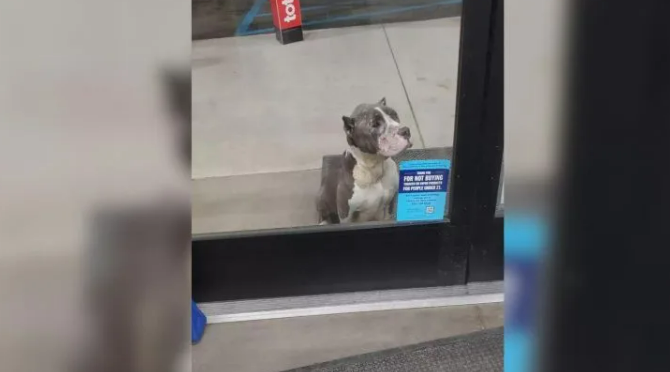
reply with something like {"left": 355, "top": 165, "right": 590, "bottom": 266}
{"left": 348, "top": 158, "right": 399, "bottom": 222}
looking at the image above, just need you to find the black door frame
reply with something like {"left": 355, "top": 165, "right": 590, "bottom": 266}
{"left": 192, "top": 0, "right": 504, "bottom": 303}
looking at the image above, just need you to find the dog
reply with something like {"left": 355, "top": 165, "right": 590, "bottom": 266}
{"left": 318, "top": 98, "right": 412, "bottom": 224}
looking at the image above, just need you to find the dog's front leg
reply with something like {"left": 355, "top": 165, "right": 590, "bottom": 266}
{"left": 341, "top": 210, "right": 361, "bottom": 224}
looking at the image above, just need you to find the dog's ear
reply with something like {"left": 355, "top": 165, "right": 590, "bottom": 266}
{"left": 378, "top": 97, "right": 387, "bottom": 106}
{"left": 342, "top": 116, "right": 355, "bottom": 134}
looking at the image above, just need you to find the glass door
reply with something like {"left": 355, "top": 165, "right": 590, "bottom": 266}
{"left": 192, "top": 0, "right": 503, "bottom": 302}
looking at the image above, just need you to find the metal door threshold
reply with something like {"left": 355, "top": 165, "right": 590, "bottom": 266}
{"left": 199, "top": 281, "right": 503, "bottom": 323}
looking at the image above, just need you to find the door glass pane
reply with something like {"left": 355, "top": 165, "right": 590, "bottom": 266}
{"left": 193, "top": 0, "right": 462, "bottom": 234}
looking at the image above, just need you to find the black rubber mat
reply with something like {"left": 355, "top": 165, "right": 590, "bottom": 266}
{"left": 193, "top": 0, "right": 461, "bottom": 40}
{"left": 281, "top": 327, "right": 503, "bottom": 372}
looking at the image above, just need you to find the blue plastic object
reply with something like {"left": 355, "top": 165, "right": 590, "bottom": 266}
{"left": 505, "top": 213, "right": 548, "bottom": 372}
{"left": 191, "top": 300, "right": 207, "bottom": 344}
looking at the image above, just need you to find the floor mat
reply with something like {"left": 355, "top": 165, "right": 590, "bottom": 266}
{"left": 281, "top": 327, "right": 503, "bottom": 372}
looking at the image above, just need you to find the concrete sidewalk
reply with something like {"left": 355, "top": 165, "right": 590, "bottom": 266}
{"left": 192, "top": 18, "right": 461, "bottom": 233}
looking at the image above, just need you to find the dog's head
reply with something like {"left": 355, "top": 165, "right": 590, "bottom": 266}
{"left": 342, "top": 98, "right": 412, "bottom": 157}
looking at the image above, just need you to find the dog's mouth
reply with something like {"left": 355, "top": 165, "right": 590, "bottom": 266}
{"left": 378, "top": 133, "right": 411, "bottom": 157}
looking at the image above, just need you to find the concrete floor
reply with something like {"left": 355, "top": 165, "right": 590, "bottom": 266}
{"left": 192, "top": 18, "right": 461, "bottom": 234}
{"left": 192, "top": 303, "right": 503, "bottom": 372}
{"left": 192, "top": 18, "right": 459, "bottom": 179}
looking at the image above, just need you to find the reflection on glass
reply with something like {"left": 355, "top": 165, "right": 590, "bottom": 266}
{"left": 192, "top": 0, "right": 462, "bottom": 234}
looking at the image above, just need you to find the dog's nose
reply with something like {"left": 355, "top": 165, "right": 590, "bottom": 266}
{"left": 398, "top": 127, "right": 411, "bottom": 139}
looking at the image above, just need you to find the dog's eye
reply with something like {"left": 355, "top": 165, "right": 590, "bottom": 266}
{"left": 372, "top": 120, "right": 382, "bottom": 128}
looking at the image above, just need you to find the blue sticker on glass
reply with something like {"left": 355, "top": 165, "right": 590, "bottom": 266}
{"left": 396, "top": 159, "right": 450, "bottom": 221}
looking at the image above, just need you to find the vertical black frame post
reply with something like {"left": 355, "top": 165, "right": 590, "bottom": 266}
{"left": 447, "top": 0, "right": 504, "bottom": 282}
{"left": 474, "top": 0, "right": 503, "bottom": 226}
{"left": 436, "top": 0, "right": 494, "bottom": 286}
{"left": 448, "top": 0, "right": 503, "bottom": 226}
{"left": 468, "top": 0, "right": 504, "bottom": 282}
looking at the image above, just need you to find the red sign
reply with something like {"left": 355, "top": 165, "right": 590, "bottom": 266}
{"left": 270, "top": 0, "right": 303, "bottom": 30}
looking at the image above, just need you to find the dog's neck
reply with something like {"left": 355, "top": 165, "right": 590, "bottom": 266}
{"left": 348, "top": 147, "right": 386, "bottom": 188}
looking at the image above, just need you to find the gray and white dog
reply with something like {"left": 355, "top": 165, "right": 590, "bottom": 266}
{"left": 318, "top": 98, "right": 412, "bottom": 224}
